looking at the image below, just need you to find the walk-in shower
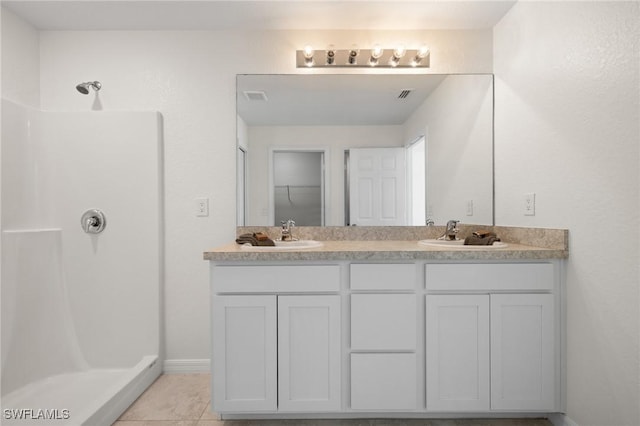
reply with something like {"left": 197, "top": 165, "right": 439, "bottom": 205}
{"left": 1, "top": 99, "right": 162, "bottom": 425}
{"left": 76, "top": 81, "right": 101, "bottom": 94}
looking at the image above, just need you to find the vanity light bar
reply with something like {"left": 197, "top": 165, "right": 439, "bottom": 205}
{"left": 296, "top": 46, "right": 430, "bottom": 68}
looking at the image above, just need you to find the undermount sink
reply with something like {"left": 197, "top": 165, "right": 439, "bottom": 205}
{"left": 418, "top": 239, "right": 508, "bottom": 249}
{"left": 240, "top": 240, "right": 324, "bottom": 250}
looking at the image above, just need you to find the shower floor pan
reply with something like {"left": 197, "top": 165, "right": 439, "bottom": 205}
{"left": 1, "top": 355, "right": 160, "bottom": 425}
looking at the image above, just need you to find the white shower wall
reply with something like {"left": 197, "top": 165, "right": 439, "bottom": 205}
{"left": 1, "top": 99, "right": 162, "bottom": 369}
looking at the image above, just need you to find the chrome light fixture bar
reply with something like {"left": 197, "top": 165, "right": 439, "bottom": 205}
{"left": 296, "top": 46, "right": 430, "bottom": 68}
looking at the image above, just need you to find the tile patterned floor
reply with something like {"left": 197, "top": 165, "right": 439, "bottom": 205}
{"left": 113, "top": 374, "right": 552, "bottom": 426}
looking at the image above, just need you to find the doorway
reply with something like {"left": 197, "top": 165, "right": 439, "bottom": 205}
{"left": 271, "top": 150, "right": 326, "bottom": 226}
{"left": 347, "top": 147, "right": 407, "bottom": 226}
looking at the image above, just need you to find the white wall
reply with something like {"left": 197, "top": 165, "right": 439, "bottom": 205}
{"left": 36, "top": 28, "right": 492, "bottom": 362}
{"left": 404, "top": 74, "right": 493, "bottom": 225}
{"left": 494, "top": 3, "right": 640, "bottom": 425}
{"left": 1, "top": 7, "right": 40, "bottom": 107}
{"left": 247, "top": 124, "right": 403, "bottom": 226}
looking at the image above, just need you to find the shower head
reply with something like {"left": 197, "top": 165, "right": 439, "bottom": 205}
{"left": 76, "top": 81, "right": 102, "bottom": 94}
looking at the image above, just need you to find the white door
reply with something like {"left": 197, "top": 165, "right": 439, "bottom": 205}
{"left": 349, "top": 148, "right": 406, "bottom": 226}
{"left": 490, "top": 294, "right": 555, "bottom": 411}
{"left": 278, "top": 295, "right": 341, "bottom": 411}
{"left": 212, "top": 296, "right": 277, "bottom": 412}
{"left": 426, "top": 295, "right": 490, "bottom": 411}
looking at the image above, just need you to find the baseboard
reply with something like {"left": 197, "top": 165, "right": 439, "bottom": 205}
{"left": 162, "top": 358, "right": 210, "bottom": 374}
{"left": 548, "top": 413, "right": 579, "bottom": 426}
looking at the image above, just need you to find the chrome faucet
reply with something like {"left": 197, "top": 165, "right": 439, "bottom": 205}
{"left": 280, "top": 219, "right": 296, "bottom": 241}
{"left": 440, "top": 219, "right": 460, "bottom": 240}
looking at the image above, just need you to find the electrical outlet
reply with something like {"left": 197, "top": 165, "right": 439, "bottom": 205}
{"left": 195, "top": 197, "right": 209, "bottom": 217}
{"left": 466, "top": 200, "right": 474, "bottom": 216}
{"left": 524, "top": 193, "right": 535, "bottom": 216}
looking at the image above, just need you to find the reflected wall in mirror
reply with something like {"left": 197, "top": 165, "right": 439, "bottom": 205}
{"left": 236, "top": 74, "right": 494, "bottom": 227}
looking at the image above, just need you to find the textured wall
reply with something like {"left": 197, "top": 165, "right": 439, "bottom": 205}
{"left": 494, "top": 2, "right": 640, "bottom": 425}
{"left": 36, "top": 28, "right": 492, "bottom": 362}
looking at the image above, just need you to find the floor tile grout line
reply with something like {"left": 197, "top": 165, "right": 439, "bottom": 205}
{"left": 197, "top": 398, "right": 213, "bottom": 420}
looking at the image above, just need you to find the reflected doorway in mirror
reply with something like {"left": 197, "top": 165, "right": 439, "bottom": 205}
{"left": 347, "top": 147, "right": 407, "bottom": 226}
{"left": 271, "top": 150, "right": 326, "bottom": 226}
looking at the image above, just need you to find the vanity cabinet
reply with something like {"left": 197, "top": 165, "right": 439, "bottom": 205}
{"left": 490, "top": 293, "right": 555, "bottom": 411}
{"left": 425, "top": 263, "right": 556, "bottom": 412}
{"left": 212, "top": 295, "right": 277, "bottom": 412}
{"left": 210, "top": 258, "right": 562, "bottom": 418}
{"left": 278, "top": 295, "right": 341, "bottom": 412}
{"left": 211, "top": 265, "right": 341, "bottom": 413}
{"left": 349, "top": 263, "right": 418, "bottom": 410}
{"left": 426, "top": 295, "right": 490, "bottom": 411}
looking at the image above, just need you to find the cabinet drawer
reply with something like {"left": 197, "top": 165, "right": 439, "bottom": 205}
{"left": 350, "top": 264, "right": 415, "bottom": 290}
{"left": 212, "top": 265, "right": 340, "bottom": 293}
{"left": 425, "top": 263, "right": 554, "bottom": 291}
{"left": 351, "top": 353, "right": 417, "bottom": 410}
{"left": 351, "top": 294, "right": 416, "bottom": 350}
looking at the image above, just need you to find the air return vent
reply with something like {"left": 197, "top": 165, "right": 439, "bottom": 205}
{"left": 397, "top": 89, "right": 412, "bottom": 99}
{"left": 243, "top": 91, "right": 268, "bottom": 101}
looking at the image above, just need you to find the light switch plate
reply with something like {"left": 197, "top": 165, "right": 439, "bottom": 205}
{"left": 195, "top": 197, "right": 209, "bottom": 217}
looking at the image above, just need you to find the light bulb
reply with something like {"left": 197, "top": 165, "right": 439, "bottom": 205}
{"left": 417, "top": 45, "right": 430, "bottom": 58}
{"left": 326, "top": 45, "right": 335, "bottom": 65}
{"left": 389, "top": 45, "right": 406, "bottom": 67}
{"left": 303, "top": 45, "right": 314, "bottom": 59}
{"left": 369, "top": 45, "right": 384, "bottom": 66}
{"left": 348, "top": 46, "right": 359, "bottom": 65}
{"left": 411, "top": 45, "right": 430, "bottom": 67}
{"left": 302, "top": 45, "right": 314, "bottom": 66}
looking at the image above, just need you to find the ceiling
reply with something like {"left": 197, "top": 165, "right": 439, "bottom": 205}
{"left": 3, "top": 1, "right": 516, "bottom": 31}
{"left": 4, "top": 1, "right": 507, "bottom": 125}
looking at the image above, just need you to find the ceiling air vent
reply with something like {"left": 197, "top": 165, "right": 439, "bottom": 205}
{"left": 397, "top": 89, "right": 412, "bottom": 99}
{"left": 243, "top": 91, "right": 268, "bottom": 101}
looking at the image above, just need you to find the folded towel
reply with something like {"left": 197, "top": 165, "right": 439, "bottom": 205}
{"left": 235, "top": 233, "right": 275, "bottom": 246}
{"left": 254, "top": 232, "right": 270, "bottom": 241}
{"left": 472, "top": 230, "right": 496, "bottom": 238}
{"left": 464, "top": 235, "right": 501, "bottom": 246}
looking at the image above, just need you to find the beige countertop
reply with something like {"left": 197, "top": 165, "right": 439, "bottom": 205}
{"left": 203, "top": 239, "right": 568, "bottom": 262}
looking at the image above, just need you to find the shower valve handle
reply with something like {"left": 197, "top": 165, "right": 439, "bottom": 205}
{"left": 81, "top": 209, "right": 107, "bottom": 234}
{"left": 85, "top": 217, "right": 98, "bottom": 233}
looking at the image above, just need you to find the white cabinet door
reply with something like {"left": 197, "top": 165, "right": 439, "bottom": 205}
{"left": 491, "top": 294, "right": 555, "bottom": 411}
{"left": 426, "top": 295, "right": 490, "bottom": 411}
{"left": 212, "top": 295, "right": 277, "bottom": 412}
{"left": 351, "top": 353, "right": 417, "bottom": 410}
{"left": 278, "top": 295, "right": 341, "bottom": 412}
{"left": 349, "top": 147, "right": 407, "bottom": 226}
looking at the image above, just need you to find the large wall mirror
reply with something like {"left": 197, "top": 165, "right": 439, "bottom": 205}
{"left": 236, "top": 74, "right": 494, "bottom": 227}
